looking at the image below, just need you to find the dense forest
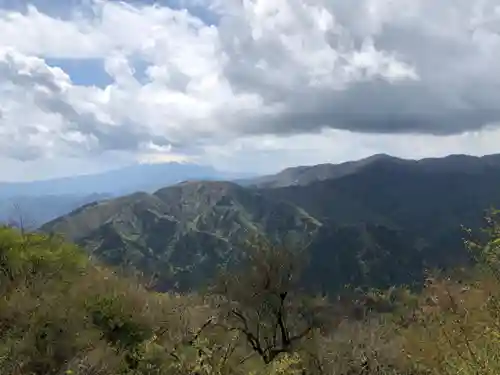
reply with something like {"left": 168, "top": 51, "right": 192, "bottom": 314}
{"left": 2, "top": 209, "right": 500, "bottom": 374}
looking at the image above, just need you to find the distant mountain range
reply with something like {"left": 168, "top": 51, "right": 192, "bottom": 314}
{"left": 41, "top": 153, "right": 500, "bottom": 293}
{"left": 0, "top": 193, "right": 112, "bottom": 229}
{"left": 0, "top": 162, "right": 250, "bottom": 197}
{"left": 0, "top": 162, "right": 251, "bottom": 227}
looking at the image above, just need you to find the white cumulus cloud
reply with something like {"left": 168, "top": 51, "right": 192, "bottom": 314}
{"left": 0, "top": 0, "right": 499, "bottom": 178}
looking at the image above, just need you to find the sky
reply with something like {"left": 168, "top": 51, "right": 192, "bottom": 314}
{"left": 0, "top": 0, "right": 499, "bottom": 181}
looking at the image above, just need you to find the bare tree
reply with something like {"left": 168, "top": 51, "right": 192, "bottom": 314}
{"left": 212, "top": 236, "right": 328, "bottom": 365}
{"left": 6, "top": 201, "right": 36, "bottom": 236}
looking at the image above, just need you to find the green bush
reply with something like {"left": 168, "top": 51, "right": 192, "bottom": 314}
{"left": 87, "top": 294, "right": 154, "bottom": 349}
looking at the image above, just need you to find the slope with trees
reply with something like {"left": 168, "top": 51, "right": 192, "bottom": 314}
{"left": 42, "top": 181, "right": 321, "bottom": 291}
{"left": 41, "top": 154, "right": 500, "bottom": 293}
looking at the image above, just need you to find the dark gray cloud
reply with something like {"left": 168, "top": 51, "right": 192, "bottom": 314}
{"left": 238, "top": 81, "right": 500, "bottom": 136}
{"left": 213, "top": 0, "right": 500, "bottom": 136}
{"left": 1, "top": 0, "right": 500, "bottom": 165}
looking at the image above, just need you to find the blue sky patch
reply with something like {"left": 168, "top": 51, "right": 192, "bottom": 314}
{"left": 130, "top": 58, "right": 152, "bottom": 85}
{"left": 45, "top": 58, "right": 114, "bottom": 87}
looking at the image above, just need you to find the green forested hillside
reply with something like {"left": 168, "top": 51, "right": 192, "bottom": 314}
{"left": 41, "top": 154, "right": 500, "bottom": 293}
{"left": 42, "top": 181, "right": 321, "bottom": 290}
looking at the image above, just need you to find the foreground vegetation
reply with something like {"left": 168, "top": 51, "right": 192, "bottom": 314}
{"left": 2, "top": 210, "right": 500, "bottom": 374}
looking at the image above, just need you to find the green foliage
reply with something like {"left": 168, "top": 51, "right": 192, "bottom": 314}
{"left": 0, "top": 227, "right": 87, "bottom": 282}
{"left": 464, "top": 208, "right": 500, "bottom": 278}
{"left": 7, "top": 208, "right": 500, "bottom": 375}
{"left": 398, "top": 209, "right": 500, "bottom": 375}
{"left": 86, "top": 294, "right": 153, "bottom": 349}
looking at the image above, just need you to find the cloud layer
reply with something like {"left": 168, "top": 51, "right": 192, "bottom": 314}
{"left": 0, "top": 0, "right": 499, "bottom": 176}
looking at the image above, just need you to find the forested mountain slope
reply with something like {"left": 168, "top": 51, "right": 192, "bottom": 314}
{"left": 42, "top": 154, "right": 500, "bottom": 292}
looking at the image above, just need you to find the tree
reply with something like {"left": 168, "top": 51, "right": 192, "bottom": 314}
{"left": 212, "top": 236, "right": 327, "bottom": 365}
{"left": 6, "top": 201, "right": 36, "bottom": 236}
{"left": 464, "top": 208, "right": 500, "bottom": 280}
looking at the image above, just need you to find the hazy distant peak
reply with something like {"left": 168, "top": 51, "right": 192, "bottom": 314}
{"left": 360, "top": 153, "right": 398, "bottom": 162}
{"left": 0, "top": 162, "right": 242, "bottom": 198}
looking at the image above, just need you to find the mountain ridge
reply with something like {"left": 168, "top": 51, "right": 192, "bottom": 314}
{"left": 41, "top": 153, "right": 500, "bottom": 292}
{"left": 0, "top": 162, "right": 252, "bottom": 228}
{"left": 242, "top": 153, "right": 500, "bottom": 189}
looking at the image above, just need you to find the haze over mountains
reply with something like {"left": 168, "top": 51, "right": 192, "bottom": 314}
{"left": 0, "top": 162, "right": 251, "bottom": 226}
{"left": 41, "top": 153, "right": 500, "bottom": 293}
{"left": 0, "top": 162, "right": 249, "bottom": 197}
